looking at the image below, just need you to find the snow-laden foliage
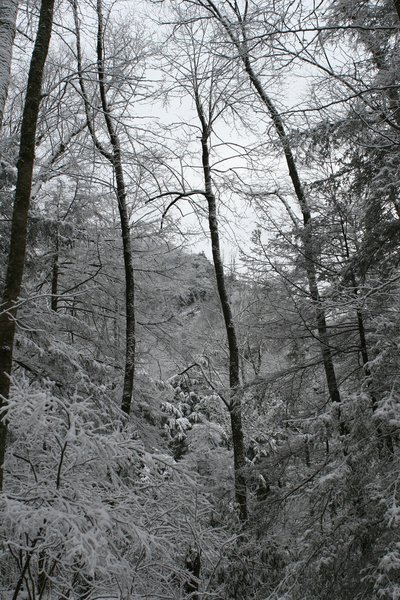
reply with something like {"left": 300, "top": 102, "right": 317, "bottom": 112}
{"left": 0, "top": 376, "right": 231, "bottom": 599}
{"left": 2, "top": 0, "right": 400, "bottom": 598}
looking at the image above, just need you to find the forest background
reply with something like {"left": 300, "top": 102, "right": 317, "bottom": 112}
{"left": 1, "top": 0, "right": 400, "bottom": 598}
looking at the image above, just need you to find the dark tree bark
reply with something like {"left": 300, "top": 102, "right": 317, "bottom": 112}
{"left": 189, "top": 0, "right": 342, "bottom": 411}
{"left": 341, "top": 218, "right": 394, "bottom": 451}
{"left": 242, "top": 50, "right": 341, "bottom": 409}
{"left": 51, "top": 226, "right": 59, "bottom": 312}
{"left": 196, "top": 96, "right": 247, "bottom": 521}
{"left": 393, "top": 0, "right": 400, "bottom": 22}
{"left": 72, "top": 0, "right": 136, "bottom": 415}
{"left": 0, "top": 0, "right": 55, "bottom": 490}
{"left": 95, "top": 0, "right": 136, "bottom": 415}
{"left": 184, "top": 550, "right": 201, "bottom": 600}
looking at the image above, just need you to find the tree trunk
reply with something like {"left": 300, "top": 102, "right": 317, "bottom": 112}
{"left": 72, "top": 0, "right": 136, "bottom": 415}
{"left": 0, "top": 0, "right": 55, "bottom": 491}
{"left": 0, "top": 0, "right": 18, "bottom": 128}
{"left": 197, "top": 101, "right": 247, "bottom": 521}
{"left": 243, "top": 58, "right": 342, "bottom": 408}
{"left": 95, "top": 0, "right": 136, "bottom": 415}
{"left": 339, "top": 213, "right": 394, "bottom": 448}
{"left": 349, "top": 270, "right": 394, "bottom": 452}
{"left": 193, "top": 0, "right": 342, "bottom": 411}
{"left": 184, "top": 550, "right": 201, "bottom": 600}
{"left": 51, "top": 225, "right": 59, "bottom": 312}
{"left": 393, "top": 0, "right": 400, "bottom": 23}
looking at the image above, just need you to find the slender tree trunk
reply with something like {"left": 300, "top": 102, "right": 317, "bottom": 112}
{"left": 339, "top": 211, "right": 393, "bottom": 448}
{"left": 51, "top": 225, "right": 59, "bottom": 312}
{"left": 72, "top": 0, "right": 136, "bottom": 415}
{"left": 208, "top": 187, "right": 247, "bottom": 521}
{"left": 0, "top": 0, "right": 55, "bottom": 490}
{"left": 37, "top": 550, "right": 47, "bottom": 598}
{"left": 345, "top": 245, "right": 394, "bottom": 452}
{"left": 193, "top": 0, "right": 342, "bottom": 410}
{"left": 242, "top": 59, "right": 341, "bottom": 407}
{"left": 393, "top": 0, "right": 400, "bottom": 24}
{"left": 353, "top": 304, "right": 393, "bottom": 455}
{"left": 197, "top": 100, "right": 247, "bottom": 521}
{"left": 340, "top": 217, "right": 376, "bottom": 404}
{"left": 184, "top": 550, "right": 201, "bottom": 600}
{"left": 11, "top": 542, "right": 38, "bottom": 600}
{"left": 0, "top": 0, "right": 18, "bottom": 128}
{"left": 95, "top": 0, "right": 135, "bottom": 415}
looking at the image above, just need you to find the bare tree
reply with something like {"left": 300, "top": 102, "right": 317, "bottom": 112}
{"left": 71, "top": 0, "right": 136, "bottom": 415}
{"left": 157, "top": 20, "right": 248, "bottom": 520}
{"left": 0, "top": 0, "right": 55, "bottom": 490}
{"left": 177, "top": 0, "right": 342, "bottom": 412}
